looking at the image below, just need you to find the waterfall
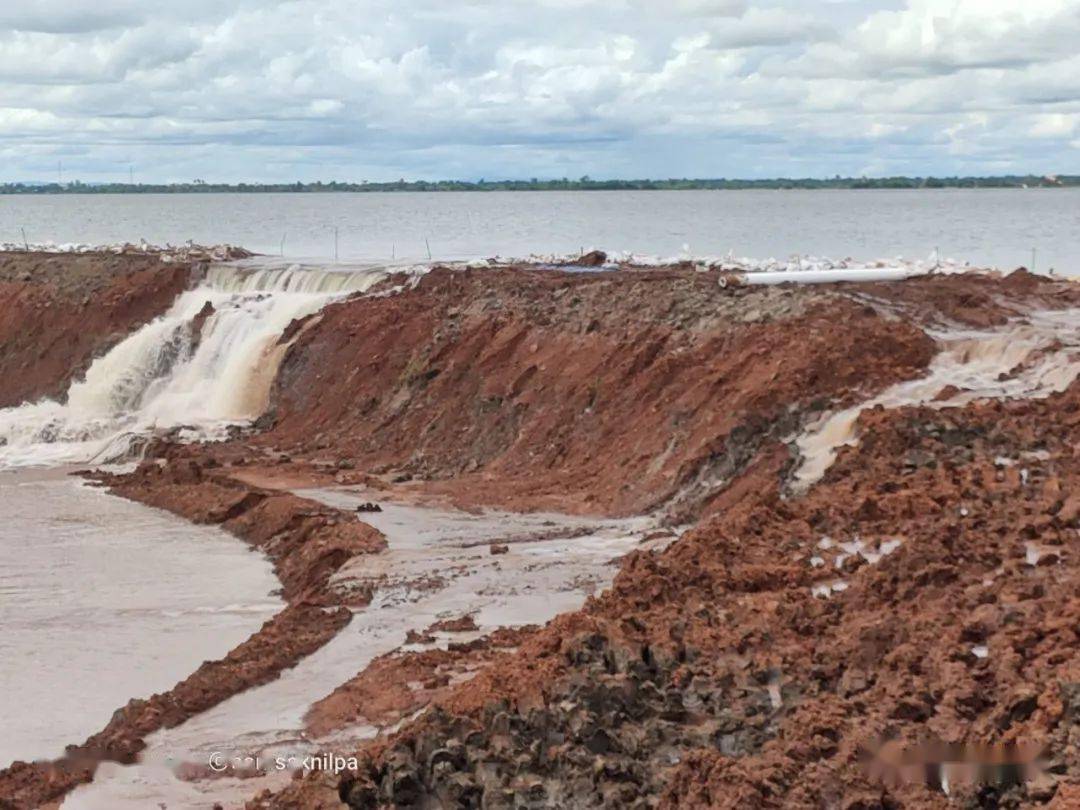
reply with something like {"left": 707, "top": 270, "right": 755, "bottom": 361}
{"left": 0, "top": 264, "right": 397, "bottom": 468}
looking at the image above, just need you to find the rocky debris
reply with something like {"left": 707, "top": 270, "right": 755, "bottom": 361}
{"left": 405, "top": 629, "right": 437, "bottom": 645}
{"left": 573, "top": 250, "right": 607, "bottom": 267}
{"left": 427, "top": 615, "right": 479, "bottom": 634}
{"left": 0, "top": 241, "right": 251, "bottom": 262}
{"left": 490, "top": 543, "right": 510, "bottom": 555}
{"left": 355, "top": 501, "right": 382, "bottom": 513}
{"left": 305, "top": 627, "right": 536, "bottom": 738}
{"left": 513, "top": 249, "right": 984, "bottom": 280}
{"left": 255, "top": 623, "right": 787, "bottom": 810}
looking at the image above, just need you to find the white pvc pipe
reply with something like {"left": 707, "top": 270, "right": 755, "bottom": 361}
{"left": 740, "top": 267, "right": 926, "bottom": 286}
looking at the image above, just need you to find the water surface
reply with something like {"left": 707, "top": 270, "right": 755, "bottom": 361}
{"left": 2, "top": 189, "right": 1077, "bottom": 270}
{"left": 0, "top": 468, "right": 281, "bottom": 765}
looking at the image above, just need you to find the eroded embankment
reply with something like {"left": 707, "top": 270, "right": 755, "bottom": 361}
{"left": 0, "top": 252, "right": 197, "bottom": 407}
{"left": 230, "top": 268, "right": 1080, "bottom": 809}
{"left": 253, "top": 266, "right": 938, "bottom": 519}
{"left": 262, "top": 374, "right": 1080, "bottom": 810}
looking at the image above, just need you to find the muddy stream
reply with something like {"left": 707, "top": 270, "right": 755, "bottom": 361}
{"left": 64, "top": 490, "right": 662, "bottom": 808}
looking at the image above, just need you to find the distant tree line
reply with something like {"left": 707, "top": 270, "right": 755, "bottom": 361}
{"left": 1, "top": 175, "right": 1077, "bottom": 194}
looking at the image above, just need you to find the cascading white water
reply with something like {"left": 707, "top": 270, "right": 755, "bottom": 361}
{"left": 792, "top": 308, "right": 1080, "bottom": 489}
{"left": 0, "top": 264, "right": 396, "bottom": 468}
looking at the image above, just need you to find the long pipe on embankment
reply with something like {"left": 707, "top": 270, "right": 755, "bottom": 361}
{"left": 739, "top": 267, "right": 929, "bottom": 286}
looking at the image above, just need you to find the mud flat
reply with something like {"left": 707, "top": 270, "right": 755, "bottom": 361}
{"left": 3, "top": 252, "right": 1080, "bottom": 808}
{"left": 0, "top": 456, "right": 374, "bottom": 808}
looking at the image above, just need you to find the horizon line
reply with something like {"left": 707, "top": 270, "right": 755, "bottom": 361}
{"left": 1, "top": 173, "right": 1077, "bottom": 193}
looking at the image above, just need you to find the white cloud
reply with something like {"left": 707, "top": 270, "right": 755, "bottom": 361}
{"left": 0, "top": 0, "right": 1077, "bottom": 181}
{"left": 1031, "top": 113, "right": 1079, "bottom": 138}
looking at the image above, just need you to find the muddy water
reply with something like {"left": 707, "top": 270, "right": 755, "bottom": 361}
{"left": 66, "top": 489, "right": 663, "bottom": 809}
{"left": 0, "top": 264, "right": 397, "bottom": 469}
{"left": 793, "top": 308, "right": 1080, "bottom": 488}
{"left": 0, "top": 468, "right": 281, "bottom": 767}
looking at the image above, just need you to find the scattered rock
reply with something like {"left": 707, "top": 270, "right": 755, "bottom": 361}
{"left": 574, "top": 250, "right": 607, "bottom": 267}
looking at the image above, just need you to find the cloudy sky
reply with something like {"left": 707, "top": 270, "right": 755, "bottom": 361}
{"left": 1, "top": 0, "right": 1077, "bottom": 183}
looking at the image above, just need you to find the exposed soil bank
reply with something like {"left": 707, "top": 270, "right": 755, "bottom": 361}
{"left": 0, "top": 252, "right": 198, "bottom": 407}
{"left": 94, "top": 454, "right": 387, "bottom": 605}
{"left": 255, "top": 266, "right": 940, "bottom": 519}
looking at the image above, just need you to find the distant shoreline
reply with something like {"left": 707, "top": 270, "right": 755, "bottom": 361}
{"left": 1, "top": 175, "right": 1076, "bottom": 194}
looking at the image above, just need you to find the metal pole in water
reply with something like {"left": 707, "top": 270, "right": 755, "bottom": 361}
{"left": 1032, "top": 247, "right": 1037, "bottom": 273}
{"left": 280, "top": 232, "right": 286, "bottom": 257}
{"left": 21, "top": 227, "right": 28, "bottom": 250}
{"left": 334, "top": 227, "right": 339, "bottom": 263}
{"left": 425, "top": 237, "right": 432, "bottom": 261}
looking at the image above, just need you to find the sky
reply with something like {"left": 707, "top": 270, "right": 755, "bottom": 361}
{"left": 0, "top": 0, "right": 1078, "bottom": 183}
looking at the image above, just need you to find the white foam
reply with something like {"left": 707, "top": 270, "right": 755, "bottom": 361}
{"left": 509, "top": 248, "right": 981, "bottom": 281}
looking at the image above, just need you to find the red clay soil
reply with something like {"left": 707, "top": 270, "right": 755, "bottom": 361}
{"left": 93, "top": 450, "right": 388, "bottom": 605}
{"left": 847, "top": 267, "right": 1071, "bottom": 329}
{"left": 305, "top": 627, "right": 537, "bottom": 738}
{"left": 255, "top": 266, "right": 938, "bottom": 518}
{"left": 241, "top": 270, "right": 1080, "bottom": 809}
{"left": 0, "top": 252, "right": 196, "bottom": 407}
{"left": 6, "top": 259, "right": 1080, "bottom": 809}
{"left": 252, "top": 355, "right": 1080, "bottom": 810}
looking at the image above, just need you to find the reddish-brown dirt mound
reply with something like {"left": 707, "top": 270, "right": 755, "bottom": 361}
{"left": 6, "top": 260, "right": 1080, "bottom": 809}
{"left": 0, "top": 252, "right": 197, "bottom": 407}
{"left": 256, "top": 267, "right": 936, "bottom": 518}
